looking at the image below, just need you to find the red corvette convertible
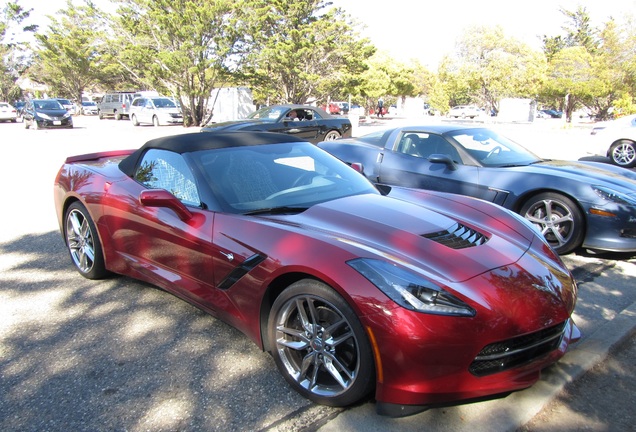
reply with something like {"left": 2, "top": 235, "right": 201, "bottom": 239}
{"left": 54, "top": 132, "right": 580, "bottom": 416}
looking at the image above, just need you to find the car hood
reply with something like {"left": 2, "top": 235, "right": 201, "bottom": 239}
{"left": 521, "top": 160, "right": 636, "bottom": 191}
{"left": 36, "top": 108, "right": 68, "bottom": 116}
{"left": 277, "top": 193, "right": 532, "bottom": 283}
{"left": 201, "top": 119, "right": 268, "bottom": 130}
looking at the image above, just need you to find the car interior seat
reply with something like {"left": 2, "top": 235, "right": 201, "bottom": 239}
{"left": 223, "top": 154, "right": 279, "bottom": 204}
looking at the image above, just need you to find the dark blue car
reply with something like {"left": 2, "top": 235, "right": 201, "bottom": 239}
{"left": 319, "top": 125, "right": 636, "bottom": 254}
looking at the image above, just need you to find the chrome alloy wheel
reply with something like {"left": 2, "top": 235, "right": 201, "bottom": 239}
{"left": 274, "top": 294, "right": 361, "bottom": 398}
{"left": 66, "top": 208, "right": 97, "bottom": 274}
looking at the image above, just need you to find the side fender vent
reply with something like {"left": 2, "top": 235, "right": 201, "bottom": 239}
{"left": 423, "top": 222, "right": 488, "bottom": 249}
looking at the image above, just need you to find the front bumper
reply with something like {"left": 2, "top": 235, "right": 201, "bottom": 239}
{"left": 36, "top": 117, "right": 73, "bottom": 128}
{"left": 582, "top": 203, "right": 636, "bottom": 252}
{"left": 361, "top": 242, "right": 579, "bottom": 414}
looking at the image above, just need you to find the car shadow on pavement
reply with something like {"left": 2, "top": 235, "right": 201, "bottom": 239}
{"left": 0, "top": 231, "right": 317, "bottom": 432}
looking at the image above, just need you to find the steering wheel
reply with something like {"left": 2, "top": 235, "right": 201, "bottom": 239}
{"left": 486, "top": 146, "right": 502, "bottom": 159}
{"left": 292, "top": 172, "right": 317, "bottom": 188}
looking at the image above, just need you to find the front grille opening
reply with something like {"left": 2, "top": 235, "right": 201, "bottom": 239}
{"left": 469, "top": 322, "right": 566, "bottom": 377}
{"left": 423, "top": 222, "right": 488, "bottom": 249}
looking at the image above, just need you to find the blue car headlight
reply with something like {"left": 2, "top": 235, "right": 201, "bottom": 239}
{"left": 592, "top": 186, "right": 636, "bottom": 206}
{"left": 348, "top": 258, "right": 475, "bottom": 317}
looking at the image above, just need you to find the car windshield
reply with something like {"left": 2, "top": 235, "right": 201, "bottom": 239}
{"left": 193, "top": 142, "right": 379, "bottom": 213}
{"left": 447, "top": 128, "right": 542, "bottom": 167}
{"left": 357, "top": 129, "right": 394, "bottom": 148}
{"left": 35, "top": 100, "right": 64, "bottom": 110}
{"left": 82, "top": 101, "right": 96, "bottom": 106}
{"left": 57, "top": 99, "right": 71, "bottom": 105}
{"left": 152, "top": 98, "right": 178, "bottom": 108}
{"left": 247, "top": 106, "right": 287, "bottom": 121}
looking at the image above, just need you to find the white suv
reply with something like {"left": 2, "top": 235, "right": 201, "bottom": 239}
{"left": 130, "top": 96, "right": 183, "bottom": 126}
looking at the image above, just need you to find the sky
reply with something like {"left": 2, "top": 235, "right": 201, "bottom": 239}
{"left": 15, "top": 0, "right": 636, "bottom": 68}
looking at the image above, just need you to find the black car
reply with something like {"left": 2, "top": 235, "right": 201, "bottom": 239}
{"left": 318, "top": 124, "right": 636, "bottom": 255}
{"left": 23, "top": 98, "right": 73, "bottom": 129}
{"left": 200, "top": 104, "right": 351, "bottom": 144}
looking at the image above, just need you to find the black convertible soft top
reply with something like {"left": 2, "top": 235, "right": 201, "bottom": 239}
{"left": 119, "top": 131, "right": 304, "bottom": 177}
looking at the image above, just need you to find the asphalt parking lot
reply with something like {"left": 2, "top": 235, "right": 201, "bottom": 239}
{"left": 1, "top": 115, "right": 635, "bottom": 431}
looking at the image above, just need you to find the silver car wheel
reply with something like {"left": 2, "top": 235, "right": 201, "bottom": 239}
{"left": 66, "top": 208, "right": 97, "bottom": 274}
{"left": 610, "top": 140, "right": 636, "bottom": 168}
{"left": 269, "top": 280, "right": 374, "bottom": 406}
{"left": 520, "top": 192, "right": 584, "bottom": 254}
{"left": 323, "top": 131, "right": 341, "bottom": 141}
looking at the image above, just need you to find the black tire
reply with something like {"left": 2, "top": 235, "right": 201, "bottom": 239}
{"left": 609, "top": 140, "right": 636, "bottom": 168}
{"left": 131, "top": 114, "right": 139, "bottom": 126}
{"left": 115, "top": 111, "right": 121, "bottom": 121}
{"left": 519, "top": 192, "right": 584, "bottom": 254}
{"left": 323, "top": 130, "right": 341, "bottom": 141}
{"left": 98, "top": 111, "right": 104, "bottom": 119}
{"left": 152, "top": 115, "right": 160, "bottom": 127}
{"left": 64, "top": 201, "right": 110, "bottom": 279}
{"left": 268, "top": 279, "right": 374, "bottom": 407}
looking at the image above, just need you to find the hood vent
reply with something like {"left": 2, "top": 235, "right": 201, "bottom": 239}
{"left": 423, "top": 222, "right": 488, "bottom": 249}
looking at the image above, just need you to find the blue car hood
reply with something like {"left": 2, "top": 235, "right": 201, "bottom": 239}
{"left": 524, "top": 160, "right": 636, "bottom": 192}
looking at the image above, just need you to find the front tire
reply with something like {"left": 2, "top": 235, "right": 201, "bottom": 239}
{"left": 64, "top": 201, "right": 110, "bottom": 279}
{"left": 520, "top": 192, "right": 584, "bottom": 254}
{"left": 152, "top": 115, "right": 160, "bottom": 127}
{"left": 268, "top": 280, "right": 374, "bottom": 407}
{"left": 609, "top": 140, "right": 636, "bottom": 168}
{"left": 131, "top": 114, "right": 139, "bottom": 126}
{"left": 323, "top": 130, "right": 341, "bottom": 141}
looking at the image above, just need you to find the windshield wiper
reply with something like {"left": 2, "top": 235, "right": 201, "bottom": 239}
{"left": 244, "top": 206, "right": 309, "bottom": 216}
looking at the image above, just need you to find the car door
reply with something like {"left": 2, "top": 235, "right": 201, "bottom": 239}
{"left": 270, "top": 108, "right": 320, "bottom": 141}
{"left": 102, "top": 149, "right": 220, "bottom": 305}
{"left": 377, "top": 132, "right": 501, "bottom": 203}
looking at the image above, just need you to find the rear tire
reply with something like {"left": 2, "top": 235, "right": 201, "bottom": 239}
{"left": 323, "top": 130, "right": 341, "bottom": 141}
{"left": 64, "top": 201, "right": 110, "bottom": 279}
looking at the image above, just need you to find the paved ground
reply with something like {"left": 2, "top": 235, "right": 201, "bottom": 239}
{"left": 0, "top": 114, "right": 635, "bottom": 432}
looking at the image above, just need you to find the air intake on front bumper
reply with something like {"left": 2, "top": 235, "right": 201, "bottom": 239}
{"left": 422, "top": 222, "right": 488, "bottom": 249}
{"left": 469, "top": 321, "right": 567, "bottom": 376}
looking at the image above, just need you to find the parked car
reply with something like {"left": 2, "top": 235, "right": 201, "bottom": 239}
{"left": 130, "top": 96, "right": 183, "bottom": 126}
{"left": 54, "top": 98, "right": 76, "bottom": 115}
{"left": 98, "top": 91, "right": 136, "bottom": 120}
{"left": 318, "top": 124, "right": 636, "bottom": 254}
{"left": 0, "top": 102, "right": 17, "bottom": 122}
{"left": 201, "top": 105, "right": 352, "bottom": 143}
{"left": 447, "top": 105, "right": 482, "bottom": 119}
{"left": 13, "top": 100, "right": 25, "bottom": 118}
{"left": 22, "top": 98, "right": 73, "bottom": 129}
{"left": 54, "top": 131, "right": 579, "bottom": 416}
{"left": 331, "top": 101, "right": 349, "bottom": 114}
{"left": 537, "top": 109, "right": 563, "bottom": 119}
{"left": 81, "top": 101, "right": 99, "bottom": 115}
{"left": 589, "top": 114, "right": 636, "bottom": 168}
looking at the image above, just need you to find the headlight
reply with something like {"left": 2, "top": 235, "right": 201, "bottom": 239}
{"left": 37, "top": 112, "right": 52, "bottom": 120}
{"left": 592, "top": 186, "right": 636, "bottom": 205}
{"left": 348, "top": 258, "right": 476, "bottom": 317}
{"left": 63, "top": 111, "right": 72, "bottom": 119}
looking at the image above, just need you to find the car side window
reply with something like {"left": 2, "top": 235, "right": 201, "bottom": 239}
{"left": 134, "top": 149, "right": 201, "bottom": 206}
{"left": 396, "top": 132, "right": 461, "bottom": 162}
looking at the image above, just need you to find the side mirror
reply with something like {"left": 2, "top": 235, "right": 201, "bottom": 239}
{"left": 428, "top": 154, "right": 458, "bottom": 171}
{"left": 139, "top": 189, "right": 193, "bottom": 221}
